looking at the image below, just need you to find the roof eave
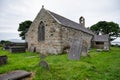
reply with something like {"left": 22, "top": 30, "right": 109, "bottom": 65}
{"left": 46, "top": 9, "right": 94, "bottom": 35}
{"left": 62, "top": 25, "right": 94, "bottom": 35}
{"left": 46, "top": 10, "right": 62, "bottom": 25}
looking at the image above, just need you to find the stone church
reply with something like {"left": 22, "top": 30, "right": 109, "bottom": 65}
{"left": 26, "top": 6, "right": 94, "bottom": 55}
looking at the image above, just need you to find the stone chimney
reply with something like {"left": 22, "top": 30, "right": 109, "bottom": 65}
{"left": 79, "top": 16, "right": 85, "bottom": 27}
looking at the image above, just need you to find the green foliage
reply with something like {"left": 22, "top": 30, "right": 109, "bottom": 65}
{"left": 0, "top": 49, "right": 39, "bottom": 73}
{"left": 0, "top": 44, "right": 2, "bottom": 47}
{"left": 90, "top": 21, "right": 120, "bottom": 39}
{"left": 18, "top": 20, "right": 32, "bottom": 40}
{"left": 0, "top": 40, "right": 11, "bottom": 45}
{"left": 0, "top": 47, "right": 120, "bottom": 80}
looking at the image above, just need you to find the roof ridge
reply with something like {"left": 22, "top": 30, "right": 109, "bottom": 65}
{"left": 47, "top": 10, "right": 80, "bottom": 25}
{"left": 44, "top": 9, "right": 94, "bottom": 35}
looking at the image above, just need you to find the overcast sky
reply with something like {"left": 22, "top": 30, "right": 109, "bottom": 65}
{"left": 0, "top": 0, "right": 120, "bottom": 40}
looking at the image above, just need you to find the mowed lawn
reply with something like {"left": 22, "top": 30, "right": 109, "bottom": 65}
{"left": 0, "top": 47, "right": 120, "bottom": 80}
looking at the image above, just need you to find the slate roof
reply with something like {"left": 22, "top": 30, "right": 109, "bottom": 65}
{"left": 93, "top": 35, "right": 109, "bottom": 42}
{"left": 46, "top": 10, "right": 94, "bottom": 35}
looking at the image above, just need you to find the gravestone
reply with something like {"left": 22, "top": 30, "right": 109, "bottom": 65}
{"left": 81, "top": 40, "right": 88, "bottom": 56}
{"left": 29, "top": 46, "right": 36, "bottom": 52}
{"left": 3, "top": 45, "right": 9, "bottom": 50}
{"left": 40, "top": 54, "right": 46, "bottom": 59}
{"left": 39, "top": 60, "right": 49, "bottom": 70}
{"left": 39, "top": 54, "right": 49, "bottom": 70}
{"left": 3, "top": 43, "right": 14, "bottom": 50}
{"left": 13, "top": 42, "right": 28, "bottom": 49}
{"left": 104, "top": 42, "right": 109, "bottom": 51}
{"left": 3, "top": 42, "right": 27, "bottom": 52}
{"left": 0, "top": 70, "right": 31, "bottom": 80}
{"left": 0, "top": 55, "right": 7, "bottom": 65}
{"left": 68, "top": 38, "right": 83, "bottom": 60}
{"left": 9, "top": 46, "right": 26, "bottom": 53}
{"left": 96, "top": 49, "right": 103, "bottom": 52}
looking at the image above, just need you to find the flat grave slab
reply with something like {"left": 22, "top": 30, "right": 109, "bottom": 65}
{"left": 0, "top": 70, "right": 31, "bottom": 80}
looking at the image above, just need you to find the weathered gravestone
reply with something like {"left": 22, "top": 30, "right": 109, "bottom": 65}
{"left": 0, "top": 70, "right": 31, "bottom": 80}
{"left": 13, "top": 42, "right": 28, "bottom": 49}
{"left": 39, "top": 54, "right": 49, "bottom": 70}
{"left": 3, "top": 43, "right": 14, "bottom": 50}
{"left": 103, "top": 42, "right": 109, "bottom": 51}
{"left": 9, "top": 46, "right": 26, "bottom": 53}
{"left": 68, "top": 38, "right": 83, "bottom": 60}
{"left": 3, "top": 45, "right": 9, "bottom": 50}
{"left": 40, "top": 53, "right": 46, "bottom": 59}
{"left": 3, "top": 42, "right": 27, "bottom": 53}
{"left": 39, "top": 60, "right": 49, "bottom": 70}
{"left": 81, "top": 40, "right": 89, "bottom": 56}
{"left": 29, "top": 46, "right": 36, "bottom": 52}
{"left": 0, "top": 55, "right": 7, "bottom": 65}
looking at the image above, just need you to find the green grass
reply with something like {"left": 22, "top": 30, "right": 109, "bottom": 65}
{"left": 0, "top": 47, "right": 120, "bottom": 80}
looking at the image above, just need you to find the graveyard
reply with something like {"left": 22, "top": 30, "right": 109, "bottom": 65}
{"left": 0, "top": 47, "right": 120, "bottom": 80}
{"left": 0, "top": 0, "right": 120, "bottom": 80}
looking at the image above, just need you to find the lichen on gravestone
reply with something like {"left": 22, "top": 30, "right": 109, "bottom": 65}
{"left": 68, "top": 38, "right": 83, "bottom": 60}
{"left": 39, "top": 60, "right": 49, "bottom": 70}
{"left": 39, "top": 53, "right": 49, "bottom": 70}
{"left": 40, "top": 53, "right": 46, "bottom": 59}
{"left": 0, "top": 55, "right": 7, "bottom": 65}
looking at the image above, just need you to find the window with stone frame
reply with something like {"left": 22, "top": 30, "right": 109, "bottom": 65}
{"left": 38, "top": 21, "right": 45, "bottom": 41}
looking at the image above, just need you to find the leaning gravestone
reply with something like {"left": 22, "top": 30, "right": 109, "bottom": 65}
{"left": 68, "top": 38, "right": 83, "bottom": 60}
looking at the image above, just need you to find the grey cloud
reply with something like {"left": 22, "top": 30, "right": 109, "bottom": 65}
{"left": 0, "top": 0, "right": 120, "bottom": 40}
{"left": 0, "top": 32, "right": 20, "bottom": 40}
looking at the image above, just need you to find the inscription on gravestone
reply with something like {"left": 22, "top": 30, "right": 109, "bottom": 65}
{"left": 68, "top": 38, "right": 83, "bottom": 60}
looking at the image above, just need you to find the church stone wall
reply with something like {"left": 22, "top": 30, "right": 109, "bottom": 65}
{"left": 26, "top": 8, "right": 62, "bottom": 54}
{"left": 60, "top": 25, "right": 93, "bottom": 55}
{"left": 26, "top": 8, "right": 93, "bottom": 54}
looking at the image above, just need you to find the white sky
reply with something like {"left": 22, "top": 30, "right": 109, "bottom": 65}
{"left": 0, "top": 0, "right": 120, "bottom": 40}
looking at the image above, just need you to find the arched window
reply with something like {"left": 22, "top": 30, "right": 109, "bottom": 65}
{"left": 38, "top": 21, "right": 45, "bottom": 41}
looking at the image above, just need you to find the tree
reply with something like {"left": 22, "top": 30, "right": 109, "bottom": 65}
{"left": 18, "top": 20, "right": 32, "bottom": 40}
{"left": 90, "top": 21, "right": 120, "bottom": 40}
{"left": 0, "top": 40, "right": 11, "bottom": 44}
